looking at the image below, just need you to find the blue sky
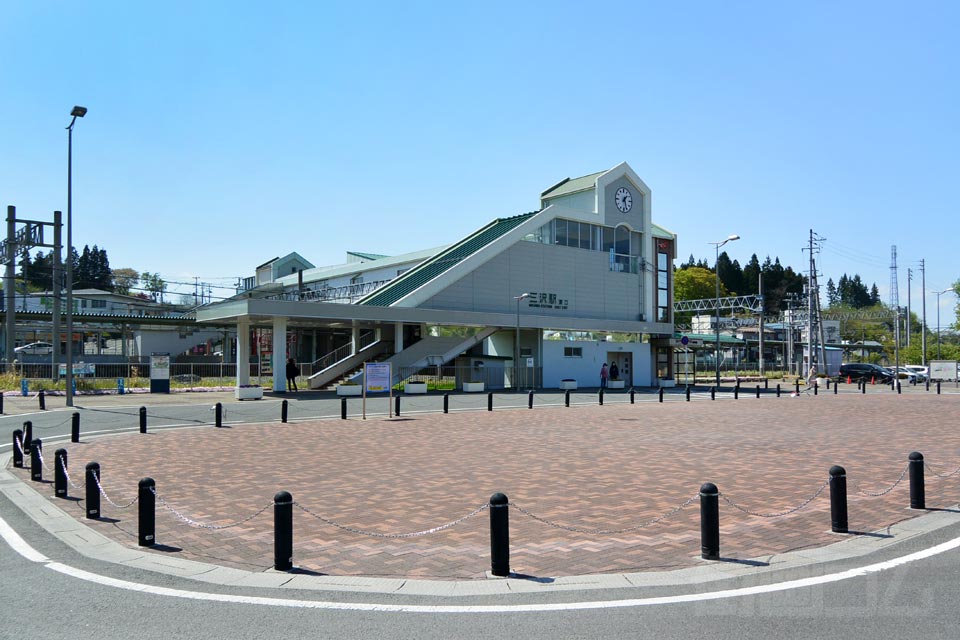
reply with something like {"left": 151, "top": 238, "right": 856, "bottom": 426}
{"left": 1, "top": 1, "right": 957, "bottom": 324}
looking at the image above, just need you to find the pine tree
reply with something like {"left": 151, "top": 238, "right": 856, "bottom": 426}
{"left": 826, "top": 278, "right": 838, "bottom": 307}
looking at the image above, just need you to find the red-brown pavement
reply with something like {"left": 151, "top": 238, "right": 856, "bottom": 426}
{"left": 12, "top": 393, "right": 960, "bottom": 580}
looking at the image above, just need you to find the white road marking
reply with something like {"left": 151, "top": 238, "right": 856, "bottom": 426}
{"left": 1, "top": 512, "right": 958, "bottom": 613}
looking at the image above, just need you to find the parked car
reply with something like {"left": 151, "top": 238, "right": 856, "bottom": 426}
{"left": 13, "top": 341, "right": 54, "bottom": 356}
{"left": 838, "top": 363, "right": 894, "bottom": 383}
{"left": 903, "top": 365, "right": 928, "bottom": 382}
{"left": 890, "top": 367, "right": 919, "bottom": 383}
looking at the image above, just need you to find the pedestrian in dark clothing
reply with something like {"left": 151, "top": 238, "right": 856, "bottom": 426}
{"left": 610, "top": 362, "right": 619, "bottom": 380}
{"left": 286, "top": 358, "right": 299, "bottom": 392}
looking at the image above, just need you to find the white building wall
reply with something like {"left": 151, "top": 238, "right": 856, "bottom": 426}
{"left": 135, "top": 329, "right": 223, "bottom": 359}
{"left": 542, "top": 340, "right": 651, "bottom": 388}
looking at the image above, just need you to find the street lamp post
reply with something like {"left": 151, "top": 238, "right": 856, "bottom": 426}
{"left": 710, "top": 235, "right": 739, "bottom": 388}
{"left": 933, "top": 288, "right": 951, "bottom": 360}
{"left": 514, "top": 293, "right": 530, "bottom": 389}
{"left": 66, "top": 106, "right": 87, "bottom": 408}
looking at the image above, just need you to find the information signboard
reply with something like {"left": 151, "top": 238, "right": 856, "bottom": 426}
{"left": 150, "top": 353, "right": 171, "bottom": 393}
{"left": 362, "top": 362, "right": 393, "bottom": 419}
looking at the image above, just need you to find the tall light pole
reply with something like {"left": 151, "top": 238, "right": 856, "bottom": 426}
{"left": 710, "top": 234, "right": 739, "bottom": 387}
{"left": 933, "top": 288, "right": 951, "bottom": 360}
{"left": 514, "top": 293, "right": 530, "bottom": 389}
{"left": 66, "top": 105, "right": 87, "bottom": 408}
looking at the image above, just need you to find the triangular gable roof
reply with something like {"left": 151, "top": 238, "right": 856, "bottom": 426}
{"left": 359, "top": 212, "right": 538, "bottom": 307}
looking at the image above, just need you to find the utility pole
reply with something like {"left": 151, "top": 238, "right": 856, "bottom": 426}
{"left": 757, "top": 272, "right": 765, "bottom": 377}
{"left": 907, "top": 268, "right": 912, "bottom": 348}
{"left": 920, "top": 259, "right": 927, "bottom": 366}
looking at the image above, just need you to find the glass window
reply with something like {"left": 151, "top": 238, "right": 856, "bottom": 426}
{"left": 602, "top": 227, "right": 615, "bottom": 252}
{"left": 555, "top": 219, "right": 568, "bottom": 246}
{"left": 658, "top": 252, "right": 668, "bottom": 270}
{"left": 615, "top": 226, "right": 630, "bottom": 255}
{"left": 563, "top": 347, "right": 583, "bottom": 358}
{"left": 566, "top": 220, "right": 580, "bottom": 248}
{"left": 579, "top": 223, "right": 593, "bottom": 250}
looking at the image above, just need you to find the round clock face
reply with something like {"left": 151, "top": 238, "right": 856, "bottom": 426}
{"left": 615, "top": 187, "right": 633, "bottom": 213}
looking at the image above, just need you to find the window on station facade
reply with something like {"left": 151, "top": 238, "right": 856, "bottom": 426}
{"left": 657, "top": 240, "right": 672, "bottom": 322}
{"left": 523, "top": 219, "right": 642, "bottom": 273}
{"left": 563, "top": 346, "right": 583, "bottom": 358}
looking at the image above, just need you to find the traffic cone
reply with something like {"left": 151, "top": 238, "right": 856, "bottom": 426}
{"left": 871, "top": 375, "right": 875, "bottom": 385}
{"left": 846, "top": 375, "right": 851, "bottom": 384}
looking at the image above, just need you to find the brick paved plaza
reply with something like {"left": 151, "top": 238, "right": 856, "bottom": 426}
{"left": 12, "top": 393, "right": 960, "bottom": 580}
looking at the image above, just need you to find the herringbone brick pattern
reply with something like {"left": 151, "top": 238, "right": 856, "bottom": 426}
{"left": 12, "top": 394, "right": 960, "bottom": 580}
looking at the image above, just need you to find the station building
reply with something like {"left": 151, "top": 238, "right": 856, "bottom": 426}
{"left": 196, "top": 162, "right": 678, "bottom": 392}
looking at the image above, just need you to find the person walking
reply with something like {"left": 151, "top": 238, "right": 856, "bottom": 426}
{"left": 286, "top": 357, "right": 299, "bottom": 392}
{"left": 609, "top": 362, "right": 619, "bottom": 381}
{"left": 600, "top": 362, "right": 609, "bottom": 389}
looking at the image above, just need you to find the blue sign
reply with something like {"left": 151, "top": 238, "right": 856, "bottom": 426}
{"left": 20, "top": 379, "right": 28, "bottom": 396}
{"left": 681, "top": 336, "right": 689, "bottom": 346}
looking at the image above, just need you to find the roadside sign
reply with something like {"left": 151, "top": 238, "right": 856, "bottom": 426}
{"left": 363, "top": 362, "right": 393, "bottom": 420}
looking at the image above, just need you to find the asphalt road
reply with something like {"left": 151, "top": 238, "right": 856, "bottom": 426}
{"left": 2, "top": 488, "right": 959, "bottom": 640}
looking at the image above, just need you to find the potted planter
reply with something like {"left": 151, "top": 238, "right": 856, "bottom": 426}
{"left": 659, "top": 378, "right": 676, "bottom": 388}
{"left": 558, "top": 379, "right": 577, "bottom": 390}
{"left": 462, "top": 381, "right": 485, "bottom": 392}
{"left": 404, "top": 381, "right": 428, "bottom": 394}
{"left": 336, "top": 383, "right": 362, "bottom": 396}
{"left": 608, "top": 379, "right": 625, "bottom": 389}
{"left": 235, "top": 385, "right": 263, "bottom": 400}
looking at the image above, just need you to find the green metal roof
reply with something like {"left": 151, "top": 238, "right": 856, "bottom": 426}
{"left": 359, "top": 212, "right": 538, "bottom": 307}
{"left": 347, "top": 251, "right": 389, "bottom": 261}
{"left": 652, "top": 222, "right": 676, "bottom": 238}
{"left": 540, "top": 171, "right": 604, "bottom": 199}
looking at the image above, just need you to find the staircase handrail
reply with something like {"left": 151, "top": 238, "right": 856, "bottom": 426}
{"left": 310, "top": 330, "right": 377, "bottom": 372}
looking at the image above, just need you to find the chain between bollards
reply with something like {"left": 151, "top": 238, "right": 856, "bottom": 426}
{"left": 700, "top": 482, "right": 720, "bottom": 560}
{"left": 274, "top": 491, "right": 294, "bottom": 571}
{"left": 829, "top": 465, "right": 848, "bottom": 533}
{"left": 909, "top": 452, "right": 925, "bottom": 510}
{"left": 139, "top": 478, "right": 156, "bottom": 547}
{"left": 490, "top": 492, "right": 510, "bottom": 577}
{"left": 85, "top": 462, "right": 101, "bottom": 519}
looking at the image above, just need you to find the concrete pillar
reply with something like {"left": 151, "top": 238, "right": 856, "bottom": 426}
{"left": 351, "top": 324, "right": 360, "bottom": 355}
{"left": 273, "top": 316, "right": 287, "bottom": 393}
{"left": 237, "top": 320, "right": 250, "bottom": 386}
{"left": 395, "top": 322, "right": 404, "bottom": 353}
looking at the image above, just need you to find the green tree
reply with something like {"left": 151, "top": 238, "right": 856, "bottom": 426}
{"left": 674, "top": 266, "right": 724, "bottom": 301}
{"left": 112, "top": 268, "right": 140, "bottom": 295}
{"left": 826, "top": 278, "right": 838, "bottom": 307}
{"left": 140, "top": 272, "right": 167, "bottom": 302}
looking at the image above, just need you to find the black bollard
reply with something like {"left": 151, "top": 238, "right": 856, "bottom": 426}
{"left": 38, "top": 389, "right": 46, "bottom": 410}
{"left": 215, "top": 402, "right": 223, "bottom": 428}
{"left": 896, "top": 381, "right": 901, "bottom": 395}
{"left": 281, "top": 399, "right": 288, "bottom": 423}
{"left": 710, "top": 387, "right": 715, "bottom": 401}
{"left": 861, "top": 381, "right": 866, "bottom": 395}
{"left": 829, "top": 465, "right": 848, "bottom": 533}
{"left": 489, "top": 492, "right": 510, "bottom": 577}
{"left": 734, "top": 386, "right": 739, "bottom": 400}
{"left": 599, "top": 389, "right": 604, "bottom": 405}
{"left": 22, "top": 421, "right": 32, "bottom": 454}
{"left": 85, "top": 462, "right": 101, "bottom": 519}
{"left": 776, "top": 384, "right": 781, "bottom": 397}
{"left": 685, "top": 386, "right": 690, "bottom": 402}
{"left": 826, "top": 378, "right": 831, "bottom": 390}
{"left": 814, "top": 381, "right": 818, "bottom": 396}
{"left": 765, "top": 379, "right": 769, "bottom": 389}
{"left": 527, "top": 390, "right": 533, "bottom": 409}
{"left": 925, "top": 379, "right": 929, "bottom": 391}
{"left": 341, "top": 397, "right": 348, "bottom": 420}
{"left": 395, "top": 395, "right": 401, "bottom": 417}
{"left": 55, "top": 449, "right": 68, "bottom": 498}
{"left": 699, "top": 482, "right": 720, "bottom": 560}
{"left": 834, "top": 380, "right": 838, "bottom": 395}
{"left": 937, "top": 381, "right": 941, "bottom": 395}
{"left": 630, "top": 388, "right": 635, "bottom": 404}
{"left": 444, "top": 393, "right": 450, "bottom": 414}
{"left": 565, "top": 390, "right": 570, "bottom": 407}
{"left": 71, "top": 412, "right": 80, "bottom": 443}
{"left": 659, "top": 387, "right": 664, "bottom": 403}
{"left": 795, "top": 379, "right": 800, "bottom": 394}
{"left": 30, "top": 439, "right": 42, "bottom": 482}
{"left": 909, "top": 452, "right": 925, "bottom": 510}
{"left": 139, "top": 407, "right": 147, "bottom": 433}
{"left": 756, "top": 385, "right": 761, "bottom": 399}
{"left": 487, "top": 392, "right": 493, "bottom": 412}
{"left": 138, "top": 477, "right": 156, "bottom": 547}
{"left": 274, "top": 490, "right": 293, "bottom": 571}
{"left": 0, "top": 392, "right": 3, "bottom": 414}
{"left": 12, "top": 430, "right": 23, "bottom": 468}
